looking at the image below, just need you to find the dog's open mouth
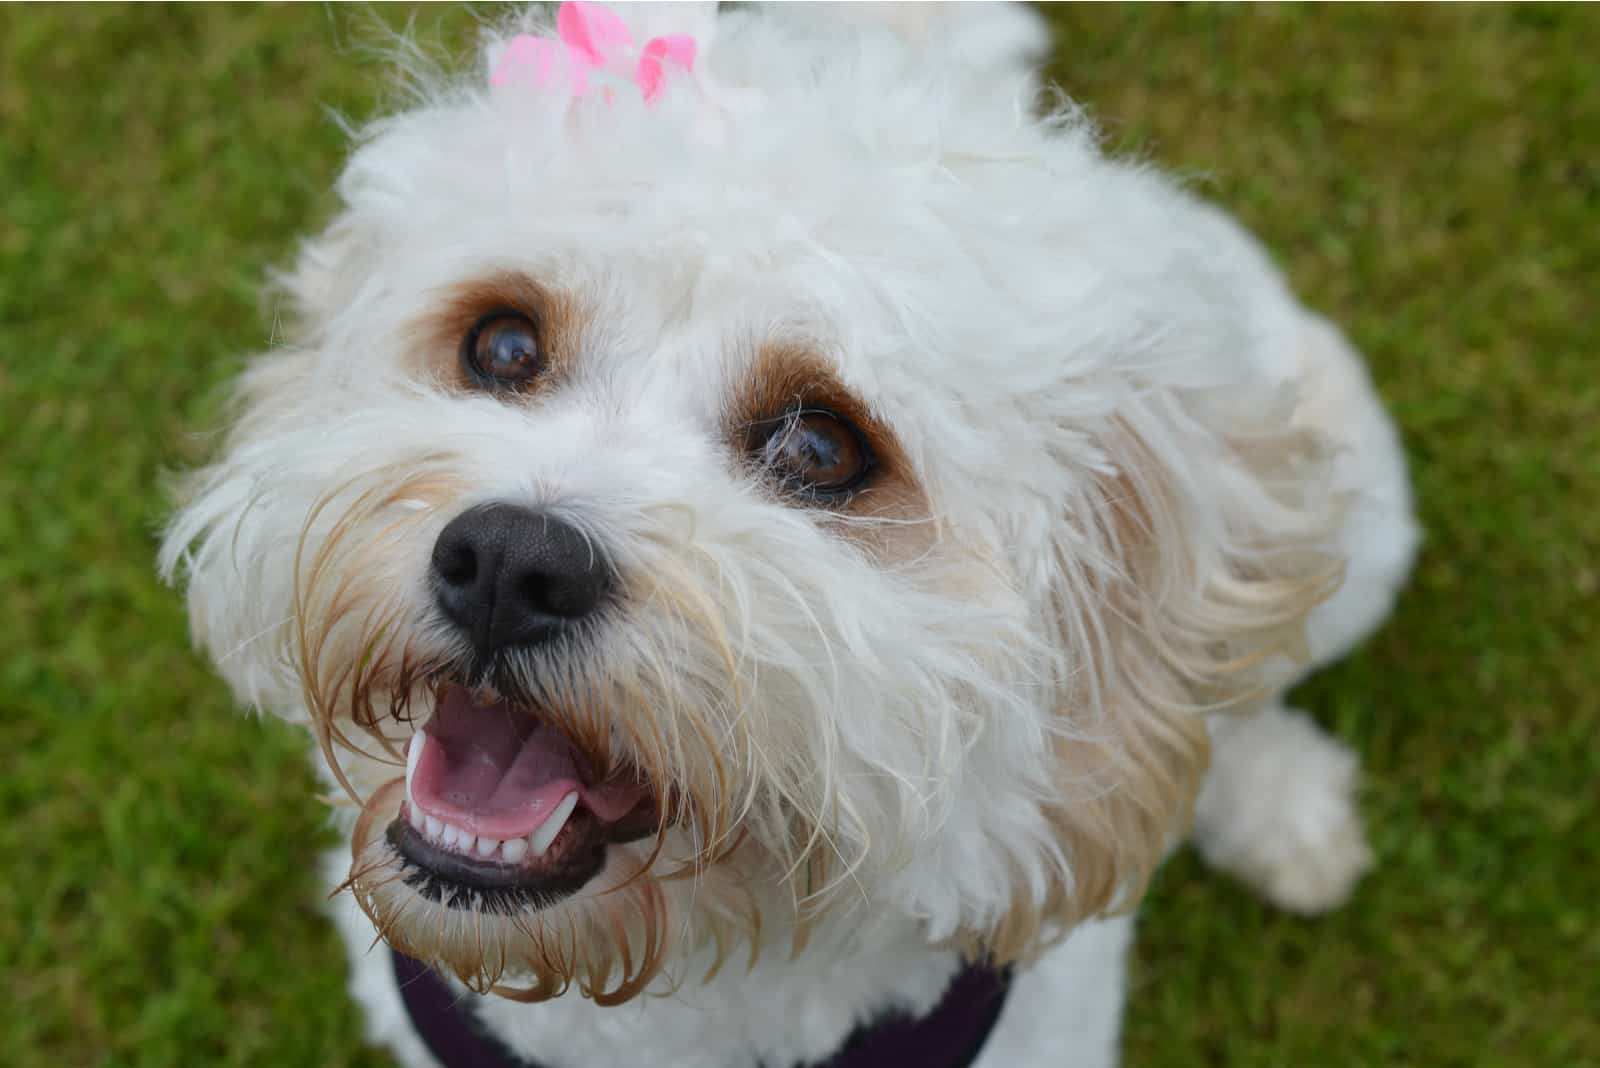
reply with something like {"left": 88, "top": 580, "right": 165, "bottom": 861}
{"left": 389, "top": 682, "right": 658, "bottom": 910}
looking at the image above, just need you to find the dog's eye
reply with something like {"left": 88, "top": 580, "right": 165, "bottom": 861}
{"left": 463, "top": 311, "right": 543, "bottom": 389}
{"left": 755, "top": 410, "right": 872, "bottom": 498}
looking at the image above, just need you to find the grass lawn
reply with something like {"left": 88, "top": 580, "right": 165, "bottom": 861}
{"left": 4, "top": 5, "right": 1596, "bottom": 1066}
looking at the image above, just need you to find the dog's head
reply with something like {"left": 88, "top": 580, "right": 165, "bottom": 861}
{"left": 162, "top": 5, "right": 1340, "bottom": 1003}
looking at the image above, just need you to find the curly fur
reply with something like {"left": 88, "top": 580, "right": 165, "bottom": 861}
{"left": 161, "top": 5, "right": 1418, "bottom": 1066}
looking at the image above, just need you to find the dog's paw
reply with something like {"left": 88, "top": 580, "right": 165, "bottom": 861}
{"left": 1192, "top": 706, "right": 1375, "bottom": 915}
{"left": 1233, "top": 766, "right": 1373, "bottom": 915}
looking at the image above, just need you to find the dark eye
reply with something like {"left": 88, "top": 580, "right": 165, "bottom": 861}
{"left": 756, "top": 409, "right": 872, "bottom": 498}
{"left": 463, "top": 311, "right": 543, "bottom": 389}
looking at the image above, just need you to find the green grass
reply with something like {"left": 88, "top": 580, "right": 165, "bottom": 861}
{"left": 3, "top": 5, "right": 1596, "bottom": 1066}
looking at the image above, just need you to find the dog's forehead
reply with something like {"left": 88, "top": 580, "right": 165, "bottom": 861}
{"left": 347, "top": 35, "right": 1043, "bottom": 348}
{"left": 319, "top": 24, "right": 1113, "bottom": 521}
{"left": 378, "top": 121, "right": 954, "bottom": 327}
{"left": 359, "top": 121, "right": 971, "bottom": 418}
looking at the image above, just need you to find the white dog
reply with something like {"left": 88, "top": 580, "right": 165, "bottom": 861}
{"left": 161, "top": 4, "right": 1418, "bottom": 1066}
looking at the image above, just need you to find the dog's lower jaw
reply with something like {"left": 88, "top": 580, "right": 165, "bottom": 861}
{"left": 332, "top": 755, "right": 1133, "bottom": 1067}
{"left": 325, "top": 839, "right": 1136, "bottom": 1068}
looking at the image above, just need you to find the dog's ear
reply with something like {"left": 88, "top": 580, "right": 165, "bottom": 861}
{"left": 159, "top": 346, "right": 321, "bottom": 714}
{"left": 269, "top": 210, "right": 381, "bottom": 341}
{"left": 980, "top": 409, "right": 1345, "bottom": 961}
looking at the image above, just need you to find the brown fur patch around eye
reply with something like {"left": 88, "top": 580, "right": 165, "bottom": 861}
{"left": 727, "top": 342, "right": 931, "bottom": 549}
{"left": 409, "top": 272, "right": 586, "bottom": 395}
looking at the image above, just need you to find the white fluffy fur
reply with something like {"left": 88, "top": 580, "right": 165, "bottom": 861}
{"left": 162, "top": 5, "right": 1419, "bottom": 1066}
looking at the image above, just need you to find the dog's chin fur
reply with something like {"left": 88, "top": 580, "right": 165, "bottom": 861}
{"left": 161, "top": 4, "right": 1419, "bottom": 1065}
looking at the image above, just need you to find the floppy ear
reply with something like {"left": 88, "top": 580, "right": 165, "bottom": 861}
{"left": 981, "top": 405, "right": 1345, "bottom": 961}
{"left": 158, "top": 346, "right": 322, "bottom": 713}
{"left": 268, "top": 210, "right": 382, "bottom": 341}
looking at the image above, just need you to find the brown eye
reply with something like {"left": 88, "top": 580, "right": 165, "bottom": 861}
{"left": 757, "top": 409, "right": 872, "bottom": 498}
{"left": 463, "top": 311, "right": 543, "bottom": 389}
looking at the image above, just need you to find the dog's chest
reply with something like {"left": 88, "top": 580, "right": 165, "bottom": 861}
{"left": 423, "top": 938, "right": 983, "bottom": 1068}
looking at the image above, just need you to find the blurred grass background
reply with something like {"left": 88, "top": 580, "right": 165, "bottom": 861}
{"left": 3, "top": 4, "right": 1596, "bottom": 1066}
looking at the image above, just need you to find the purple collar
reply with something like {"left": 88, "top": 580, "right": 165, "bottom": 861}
{"left": 393, "top": 949, "right": 1009, "bottom": 1068}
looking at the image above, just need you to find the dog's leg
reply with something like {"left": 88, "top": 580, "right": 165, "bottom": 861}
{"left": 1292, "top": 312, "right": 1421, "bottom": 674}
{"left": 1189, "top": 311, "right": 1417, "bottom": 914}
{"left": 1191, "top": 704, "right": 1373, "bottom": 914}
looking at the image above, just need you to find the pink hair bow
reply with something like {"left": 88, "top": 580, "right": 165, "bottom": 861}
{"left": 490, "top": 1, "right": 698, "bottom": 104}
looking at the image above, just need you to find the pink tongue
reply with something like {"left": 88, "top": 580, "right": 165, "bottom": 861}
{"left": 408, "top": 687, "right": 647, "bottom": 840}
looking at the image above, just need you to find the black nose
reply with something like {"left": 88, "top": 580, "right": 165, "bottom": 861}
{"left": 430, "top": 503, "right": 611, "bottom": 654}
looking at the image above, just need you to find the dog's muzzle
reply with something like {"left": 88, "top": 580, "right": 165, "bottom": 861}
{"left": 370, "top": 683, "right": 658, "bottom": 910}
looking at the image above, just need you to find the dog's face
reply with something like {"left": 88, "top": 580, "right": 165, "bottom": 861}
{"left": 164, "top": 9, "right": 1336, "bottom": 1002}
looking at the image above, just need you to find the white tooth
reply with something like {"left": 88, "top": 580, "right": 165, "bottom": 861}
{"left": 529, "top": 792, "right": 579, "bottom": 858}
{"left": 409, "top": 804, "right": 426, "bottom": 831}
{"left": 405, "top": 731, "right": 424, "bottom": 794}
{"left": 476, "top": 836, "right": 500, "bottom": 858}
{"left": 405, "top": 733, "right": 424, "bottom": 819}
{"left": 425, "top": 814, "right": 444, "bottom": 840}
{"left": 445, "top": 826, "right": 466, "bottom": 850}
{"left": 501, "top": 837, "right": 528, "bottom": 863}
